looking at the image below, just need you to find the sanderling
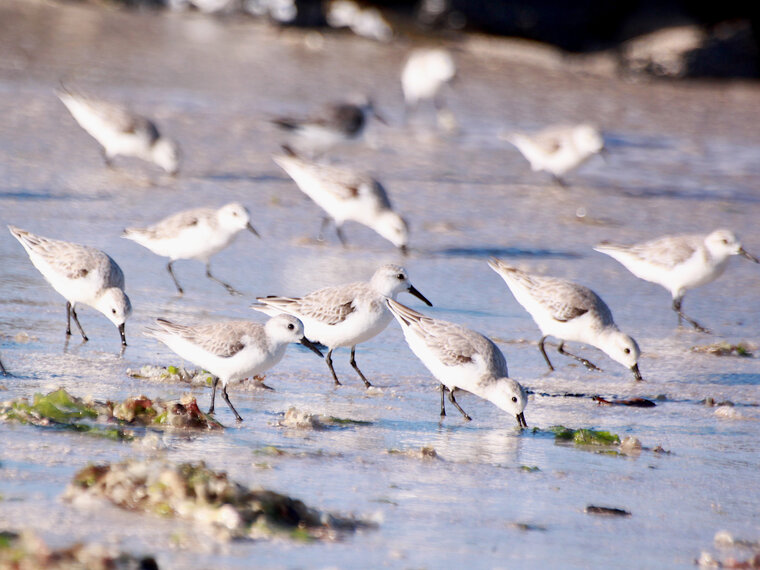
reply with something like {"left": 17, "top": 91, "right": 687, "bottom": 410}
{"left": 273, "top": 153, "right": 408, "bottom": 253}
{"left": 488, "top": 258, "right": 642, "bottom": 380}
{"left": 56, "top": 86, "right": 181, "bottom": 175}
{"left": 122, "top": 203, "right": 259, "bottom": 296}
{"left": 9, "top": 225, "right": 132, "bottom": 346}
{"left": 386, "top": 298, "right": 528, "bottom": 425}
{"left": 146, "top": 314, "right": 323, "bottom": 421}
{"left": 503, "top": 123, "right": 604, "bottom": 186}
{"left": 271, "top": 96, "right": 386, "bottom": 157}
{"left": 401, "top": 47, "right": 456, "bottom": 119}
{"left": 594, "top": 229, "right": 759, "bottom": 333}
{"left": 251, "top": 264, "right": 432, "bottom": 388}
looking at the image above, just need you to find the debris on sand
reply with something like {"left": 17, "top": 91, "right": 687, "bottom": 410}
{"left": 0, "top": 388, "right": 222, "bottom": 439}
{"left": 0, "top": 529, "right": 158, "bottom": 569}
{"left": 387, "top": 446, "right": 439, "bottom": 460}
{"left": 63, "top": 459, "right": 374, "bottom": 541}
{"left": 550, "top": 426, "right": 621, "bottom": 446}
{"left": 593, "top": 396, "right": 656, "bottom": 408}
{"left": 127, "top": 365, "right": 273, "bottom": 390}
{"left": 585, "top": 505, "right": 631, "bottom": 517}
{"left": 278, "top": 407, "right": 372, "bottom": 430}
{"left": 691, "top": 342, "right": 754, "bottom": 358}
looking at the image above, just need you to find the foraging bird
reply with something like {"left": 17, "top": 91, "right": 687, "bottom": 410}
{"left": 146, "top": 315, "right": 323, "bottom": 422}
{"left": 56, "top": 86, "right": 181, "bottom": 175}
{"left": 9, "top": 225, "right": 132, "bottom": 346}
{"left": 504, "top": 123, "right": 604, "bottom": 186}
{"left": 594, "top": 229, "right": 759, "bottom": 333}
{"left": 273, "top": 154, "right": 408, "bottom": 253}
{"left": 386, "top": 298, "right": 528, "bottom": 426}
{"left": 122, "top": 203, "right": 259, "bottom": 296}
{"left": 488, "top": 258, "right": 642, "bottom": 381}
{"left": 252, "top": 264, "right": 431, "bottom": 388}
{"left": 401, "top": 47, "right": 456, "bottom": 119}
{"left": 271, "top": 97, "right": 386, "bottom": 157}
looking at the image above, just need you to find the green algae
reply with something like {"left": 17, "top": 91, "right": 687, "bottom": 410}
{"left": 548, "top": 426, "right": 621, "bottom": 446}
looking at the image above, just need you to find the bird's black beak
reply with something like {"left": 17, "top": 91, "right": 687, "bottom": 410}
{"left": 246, "top": 223, "right": 260, "bottom": 238}
{"left": 399, "top": 244, "right": 408, "bottom": 256}
{"left": 119, "top": 323, "right": 127, "bottom": 347}
{"left": 631, "top": 363, "right": 643, "bottom": 381}
{"left": 300, "top": 337, "right": 323, "bottom": 358}
{"left": 407, "top": 284, "right": 432, "bottom": 306}
{"left": 739, "top": 247, "right": 759, "bottom": 263}
{"left": 516, "top": 412, "right": 527, "bottom": 428}
{"left": 373, "top": 109, "right": 388, "bottom": 126}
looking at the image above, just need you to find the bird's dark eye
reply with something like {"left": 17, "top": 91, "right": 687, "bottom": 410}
{"left": 721, "top": 238, "right": 728, "bottom": 244}
{"left": 232, "top": 212, "right": 238, "bottom": 216}
{"left": 511, "top": 396, "right": 517, "bottom": 403}
{"left": 396, "top": 273, "right": 404, "bottom": 280}
{"left": 112, "top": 309, "right": 117, "bottom": 314}
{"left": 624, "top": 348, "right": 630, "bottom": 354}
{"left": 287, "top": 323, "right": 294, "bottom": 330}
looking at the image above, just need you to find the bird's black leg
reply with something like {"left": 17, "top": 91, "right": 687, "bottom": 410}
{"left": 673, "top": 297, "right": 710, "bottom": 333}
{"left": 66, "top": 302, "right": 72, "bottom": 337}
{"left": 538, "top": 335, "right": 555, "bottom": 371}
{"left": 557, "top": 341, "right": 599, "bottom": 371}
{"left": 68, "top": 303, "right": 88, "bottom": 341}
{"left": 448, "top": 388, "right": 472, "bottom": 421}
{"left": 552, "top": 174, "right": 568, "bottom": 188}
{"left": 439, "top": 384, "right": 446, "bottom": 417}
{"left": 208, "top": 377, "right": 219, "bottom": 414}
{"left": 167, "top": 261, "right": 184, "bottom": 294}
{"left": 317, "top": 217, "right": 331, "bottom": 242}
{"left": 325, "top": 348, "right": 342, "bottom": 386}
{"left": 335, "top": 226, "right": 348, "bottom": 248}
{"left": 349, "top": 345, "right": 372, "bottom": 388}
{"left": 221, "top": 384, "right": 243, "bottom": 422}
{"left": 0, "top": 357, "right": 7, "bottom": 376}
{"left": 205, "top": 263, "right": 242, "bottom": 296}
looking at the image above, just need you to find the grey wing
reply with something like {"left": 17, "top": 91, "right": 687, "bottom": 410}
{"left": 630, "top": 235, "right": 701, "bottom": 268}
{"left": 41, "top": 240, "right": 111, "bottom": 282}
{"left": 104, "top": 254, "right": 126, "bottom": 289}
{"left": 530, "top": 129, "right": 564, "bottom": 154}
{"left": 419, "top": 317, "right": 506, "bottom": 373}
{"left": 530, "top": 276, "right": 613, "bottom": 325}
{"left": 296, "top": 284, "right": 360, "bottom": 325}
{"left": 162, "top": 320, "right": 253, "bottom": 358}
{"left": 363, "top": 178, "right": 393, "bottom": 210}
{"left": 146, "top": 208, "right": 212, "bottom": 239}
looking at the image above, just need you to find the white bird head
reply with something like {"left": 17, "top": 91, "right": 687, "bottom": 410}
{"left": 705, "top": 229, "right": 759, "bottom": 263}
{"left": 151, "top": 137, "right": 181, "bottom": 175}
{"left": 265, "top": 314, "right": 323, "bottom": 356}
{"left": 371, "top": 264, "right": 432, "bottom": 306}
{"left": 96, "top": 287, "right": 132, "bottom": 345}
{"left": 572, "top": 124, "right": 604, "bottom": 155}
{"left": 601, "top": 331, "right": 642, "bottom": 380}
{"left": 483, "top": 377, "right": 528, "bottom": 428}
{"left": 218, "top": 203, "right": 259, "bottom": 237}
{"left": 373, "top": 211, "right": 409, "bottom": 251}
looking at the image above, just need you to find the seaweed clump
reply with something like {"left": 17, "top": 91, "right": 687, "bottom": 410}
{"left": 0, "top": 388, "right": 222, "bottom": 440}
{"left": 549, "top": 426, "right": 621, "bottom": 446}
{"left": 0, "top": 529, "right": 158, "bottom": 569}
{"left": 64, "top": 459, "right": 373, "bottom": 541}
{"left": 691, "top": 342, "right": 754, "bottom": 357}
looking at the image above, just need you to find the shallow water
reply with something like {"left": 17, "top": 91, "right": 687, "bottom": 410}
{"left": 1, "top": 1, "right": 760, "bottom": 567}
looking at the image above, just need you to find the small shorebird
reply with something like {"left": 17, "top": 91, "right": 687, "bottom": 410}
{"left": 594, "top": 229, "right": 759, "bottom": 333}
{"left": 386, "top": 299, "right": 528, "bottom": 425}
{"left": 401, "top": 47, "right": 456, "bottom": 119}
{"left": 146, "top": 315, "right": 323, "bottom": 421}
{"left": 273, "top": 154, "right": 408, "bottom": 252}
{"left": 488, "top": 258, "right": 642, "bottom": 380}
{"left": 122, "top": 203, "right": 259, "bottom": 296}
{"left": 504, "top": 123, "right": 604, "bottom": 186}
{"left": 56, "top": 86, "right": 180, "bottom": 175}
{"left": 9, "top": 225, "right": 132, "bottom": 346}
{"left": 252, "top": 264, "right": 432, "bottom": 388}
{"left": 271, "top": 97, "right": 386, "bottom": 157}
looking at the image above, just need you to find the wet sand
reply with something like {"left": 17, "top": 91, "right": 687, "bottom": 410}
{"left": 1, "top": 0, "right": 760, "bottom": 567}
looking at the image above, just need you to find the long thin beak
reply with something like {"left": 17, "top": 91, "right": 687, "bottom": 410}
{"left": 119, "top": 323, "right": 127, "bottom": 347}
{"left": 373, "top": 110, "right": 388, "bottom": 126}
{"left": 407, "top": 284, "right": 432, "bottom": 306}
{"left": 516, "top": 412, "right": 528, "bottom": 428}
{"left": 631, "top": 363, "right": 643, "bottom": 381}
{"left": 300, "top": 337, "right": 323, "bottom": 358}
{"left": 739, "top": 247, "right": 759, "bottom": 263}
{"left": 399, "top": 244, "right": 408, "bottom": 256}
{"left": 246, "top": 223, "right": 260, "bottom": 238}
